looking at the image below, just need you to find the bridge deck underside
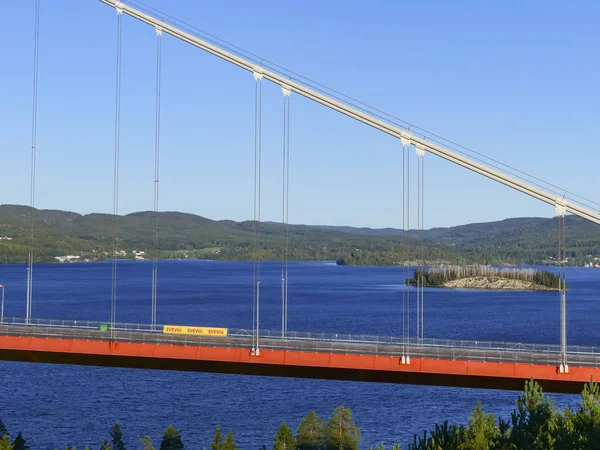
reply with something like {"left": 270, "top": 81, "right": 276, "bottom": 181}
{"left": 0, "top": 325, "right": 598, "bottom": 393}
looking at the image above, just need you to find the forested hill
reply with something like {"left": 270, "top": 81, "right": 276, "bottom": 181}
{"left": 0, "top": 205, "right": 598, "bottom": 265}
{"left": 321, "top": 216, "right": 600, "bottom": 265}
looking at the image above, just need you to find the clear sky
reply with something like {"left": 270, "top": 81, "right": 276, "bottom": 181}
{"left": 2, "top": 1, "right": 599, "bottom": 229}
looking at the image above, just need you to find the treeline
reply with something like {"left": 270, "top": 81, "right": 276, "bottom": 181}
{"left": 0, "top": 406, "right": 366, "bottom": 450}
{"left": 406, "top": 266, "right": 563, "bottom": 289}
{"left": 403, "top": 378, "right": 600, "bottom": 450}
{"left": 2, "top": 205, "right": 598, "bottom": 267}
{"left": 6, "top": 379, "right": 600, "bottom": 449}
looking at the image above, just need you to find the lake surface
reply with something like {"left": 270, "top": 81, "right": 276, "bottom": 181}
{"left": 0, "top": 261, "right": 599, "bottom": 449}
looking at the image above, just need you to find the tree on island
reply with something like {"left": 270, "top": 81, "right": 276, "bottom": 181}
{"left": 110, "top": 423, "right": 125, "bottom": 450}
{"left": 296, "top": 411, "right": 325, "bottom": 450}
{"left": 273, "top": 423, "right": 295, "bottom": 450}
{"left": 11, "top": 434, "right": 28, "bottom": 450}
{"left": 159, "top": 425, "right": 184, "bottom": 450}
{"left": 325, "top": 406, "right": 362, "bottom": 450}
{"left": 99, "top": 440, "right": 110, "bottom": 450}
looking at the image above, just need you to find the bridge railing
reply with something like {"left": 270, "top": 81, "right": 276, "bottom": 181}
{"left": 1, "top": 317, "right": 600, "bottom": 366}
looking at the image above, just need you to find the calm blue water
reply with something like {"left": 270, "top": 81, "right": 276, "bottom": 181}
{"left": 0, "top": 261, "right": 599, "bottom": 449}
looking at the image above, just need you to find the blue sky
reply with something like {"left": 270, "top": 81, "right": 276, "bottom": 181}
{"left": 2, "top": 0, "right": 599, "bottom": 228}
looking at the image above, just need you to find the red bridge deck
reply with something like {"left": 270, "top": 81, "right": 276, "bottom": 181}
{"left": 1, "top": 333, "right": 598, "bottom": 394}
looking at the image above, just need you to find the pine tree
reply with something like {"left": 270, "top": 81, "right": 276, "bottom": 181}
{"left": 0, "top": 419, "right": 7, "bottom": 440}
{"left": 110, "top": 423, "right": 126, "bottom": 450}
{"left": 509, "top": 377, "right": 556, "bottom": 449}
{"left": 11, "top": 434, "right": 28, "bottom": 450}
{"left": 139, "top": 436, "right": 155, "bottom": 450}
{"left": 99, "top": 440, "right": 110, "bottom": 450}
{"left": 461, "top": 401, "right": 498, "bottom": 449}
{"left": 325, "top": 406, "right": 362, "bottom": 450}
{"left": 159, "top": 425, "right": 184, "bottom": 450}
{"left": 568, "top": 378, "right": 600, "bottom": 447}
{"left": 273, "top": 423, "right": 295, "bottom": 450}
{"left": 296, "top": 411, "right": 325, "bottom": 450}
{"left": 209, "top": 426, "right": 222, "bottom": 450}
{"left": 0, "top": 435, "right": 13, "bottom": 450}
{"left": 222, "top": 431, "right": 237, "bottom": 450}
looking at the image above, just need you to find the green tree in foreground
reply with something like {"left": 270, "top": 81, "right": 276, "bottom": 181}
{"left": 159, "top": 425, "right": 184, "bottom": 450}
{"left": 210, "top": 426, "right": 222, "bottom": 450}
{"left": 325, "top": 406, "right": 362, "bottom": 450}
{"left": 11, "top": 434, "right": 28, "bottom": 450}
{"left": 296, "top": 411, "right": 325, "bottom": 450}
{"left": 509, "top": 377, "right": 556, "bottom": 449}
{"left": 568, "top": 377, "right": 600, "bottom": 448}
{"left": 222, "top": 431, "right": 237, "bottom": 450}
{"left": 0, "top": 435, "right": 13, "bottom": 450}
{"left": 139, "top": 436, "right": 155, "bottom": 450}
{"left": 0, "top": 419, "right": 7, "bottom": 441}
{"left": 461, "top": 401, "right": 498, "bottom": 450}
{"left": 99, "top": 440, "right": 110, "bottom": 450}
{"left": 110, "top": 423, "right": 126, "bottom": 450}
{"left": 273, "top": 423, "right": 295, "bottom": 450}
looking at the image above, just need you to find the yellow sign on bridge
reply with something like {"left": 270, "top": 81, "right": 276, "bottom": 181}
{"left": 163, "top": 325, "right": 228, "bottom": 337}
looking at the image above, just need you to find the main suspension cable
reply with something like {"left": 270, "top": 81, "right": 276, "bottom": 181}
{"left": 26, "top": 0, "right": 41, "bottom": 324}
{"left": 151, "top": 26, "right": 162, "bottom": 330}
{"left": 111, "top": 6, "right": 123, "bottom": 336}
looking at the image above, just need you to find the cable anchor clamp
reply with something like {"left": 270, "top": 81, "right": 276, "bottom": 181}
{"left": 115, "top": 1, "right": 124, "bottom": 14}
{"left": 399, "top": 130, "right": 412, "bottom": 148}
{"left": 415, "top": 144, "right": 426, "bottom": 158}
{"left": 253, "top": 66, "right": 264, "bottom": 81}
{"left": 155, "top": 26, "right": 163, "bottom": 36}
{"left": 555, "top": 198, "right": 567, "bottom": 217}
{"left": 281, "top": 84, "right": 291, "bottom": 97}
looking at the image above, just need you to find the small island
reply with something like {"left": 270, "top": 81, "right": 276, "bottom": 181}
{"left": 406, "top": 266, "right": 564, "bottom": 291}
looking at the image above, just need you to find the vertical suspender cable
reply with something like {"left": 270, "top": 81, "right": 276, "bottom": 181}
{"left": 27, "top": 0, "right": 41, "bottom": 324}
{"left": 556, "top": 202, "right": 567, "bottom": 372}
{"left": 285, "top": 92, "right": 290, "bottom": 335}
{"left": 281, "top": 87, "right": 291, "bottom": 337}
{"left": 257, "top": 77, "right": 262, "bottom": 355}
{"left": 252, "top": 70, "right": 263, "bottom": 355}
{"left": 421, "top": 155, "right": 425, "bottom": 341}
{"left": 558, "top": 213, "right": 563, "bottom": 368}
{"left": 562, "top": 215, "right": 567, "bottom": 369}
{"left": 561, "top": 215, "right": 564, "bottom": 366}
{"left": 252, "top": 79, "right": 258, "bottom": 354}
{"left": 401, "top": 144, "right": 406, "bottom": 360}
{"left": 416, "top": 154, "right": 420, "bottom": 343}
{"left": 406, "top": 145, "right": 410, "bottom": 360}
{"left": 415, "top": 148, "right": 425, "bottom": 343}
{"left": 151, "top": 27, "right": 162, "bottom": 330}
{"left": 111, "top": 7, "right": 123, "bottom": 336}
{"left": 281, "top": 94, "right": 286, "bottom": 337}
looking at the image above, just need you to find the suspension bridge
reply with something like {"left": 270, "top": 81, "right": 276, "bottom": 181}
{"left": 1, "top": 0, "right": 600, "bottom": 394}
